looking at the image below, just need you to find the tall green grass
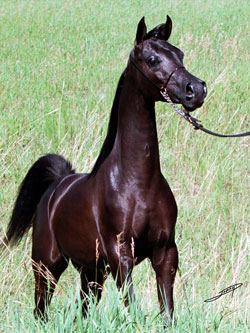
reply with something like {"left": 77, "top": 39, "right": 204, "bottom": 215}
{"left": 0, "top": 0, "right": 249, "bottom": 331}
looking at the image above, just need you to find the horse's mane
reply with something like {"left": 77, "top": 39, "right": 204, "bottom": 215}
{"left": 90, "top": 70, "right": 126, "bottom": 176}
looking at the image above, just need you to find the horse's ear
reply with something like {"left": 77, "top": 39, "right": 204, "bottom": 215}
{"left": 164, "top": 15, "right": 172, "bottom": 40}
{"left": 135, "top": 17, "right": 147, "bottom": 45}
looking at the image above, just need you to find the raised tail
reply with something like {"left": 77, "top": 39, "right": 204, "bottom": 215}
{"left": 2, "top": 154, "right": 75, "bottom": 249}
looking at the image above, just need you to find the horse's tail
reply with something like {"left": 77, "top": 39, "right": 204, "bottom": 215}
{"left": 1, "top": 154, "right": 75, "bottom": 250}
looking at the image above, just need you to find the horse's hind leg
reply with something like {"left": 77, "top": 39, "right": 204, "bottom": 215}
{"left": 79, "top": 267, "right": 106, "bottom": 315}
{"left": 32, "top": 220, "right": 68, "bottom": 319}
{"left": 32, "top": 255, "right": 68, "bottom": 319}
{"left": 32, "top": 256, "right": 67, "bottom": 319}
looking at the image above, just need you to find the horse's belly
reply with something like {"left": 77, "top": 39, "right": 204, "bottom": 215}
{"left": 55, "top": 216, "right": 101, "bottom": 266}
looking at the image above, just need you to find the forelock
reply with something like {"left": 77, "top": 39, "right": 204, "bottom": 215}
{"left": 143, "top": 24, "right": 165, "bottom": 40}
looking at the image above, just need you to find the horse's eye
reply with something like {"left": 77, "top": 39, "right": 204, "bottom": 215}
{"left": 147, "top": 56, "right": 159, "bottom": 67}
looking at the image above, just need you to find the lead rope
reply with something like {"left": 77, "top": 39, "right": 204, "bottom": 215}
{"left": 161, "top": 89, "right": 191, "bottom": 120}
{"left": 160, "top": 88, "right": 202, "bottom": 127}
{"left": 160, "top": 88, "right": 250, "bottom": 138}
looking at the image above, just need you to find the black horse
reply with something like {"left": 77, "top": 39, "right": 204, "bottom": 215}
{"left": 3, "top": 16, "right": 207, "bottom": 324}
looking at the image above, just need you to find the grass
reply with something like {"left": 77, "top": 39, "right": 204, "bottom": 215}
{"left": 0, "top": 0, "right": 249, "bottom": 331}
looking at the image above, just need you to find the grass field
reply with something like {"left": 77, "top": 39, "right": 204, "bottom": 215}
{"left": 0, "top": 0, "right": 249, "bottom": 331}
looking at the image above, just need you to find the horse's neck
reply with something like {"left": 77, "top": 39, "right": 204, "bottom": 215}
{"left": 110, "top": 72, "right": 161, "bottom": 182}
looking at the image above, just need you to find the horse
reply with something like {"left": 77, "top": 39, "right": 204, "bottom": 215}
{"left": 2, "top": 15, "right": 207, "bottom": 324}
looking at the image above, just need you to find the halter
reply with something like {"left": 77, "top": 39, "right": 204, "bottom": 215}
{"left": 129, "top": 54, "right": 250, "bottom": 138}
{"left": 129, "top": 54, "right": 184, "bottom": 93}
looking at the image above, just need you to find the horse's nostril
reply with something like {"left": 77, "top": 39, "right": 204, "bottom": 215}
{"left": 202, "top": 82, "right": 207, "bottom": 97}
{"left": 186, "top": 82, "right": 194, "bottom": 101}
{"left": 186, "top": 83, "right": 194, "bottom": 93}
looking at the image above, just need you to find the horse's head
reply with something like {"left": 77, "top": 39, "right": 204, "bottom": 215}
{"left": 131, "top": 16, "right": 207, "bottom": 111}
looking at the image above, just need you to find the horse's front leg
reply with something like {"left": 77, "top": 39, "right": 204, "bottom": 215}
{"left": 107, "top": 238, "right": 135, "bottom": 305}
{"left": 151, "top": 243, "right": 178, "bottom": 325}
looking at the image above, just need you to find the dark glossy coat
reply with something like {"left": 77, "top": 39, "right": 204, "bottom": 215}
{"left": 3, "top": 16, "right": 207, "bottom": 324}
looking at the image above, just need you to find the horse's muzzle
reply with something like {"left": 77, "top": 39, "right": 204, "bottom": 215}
{"left": 168, "top": 70, "right": 207, "bottom": 112}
